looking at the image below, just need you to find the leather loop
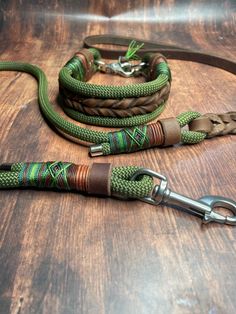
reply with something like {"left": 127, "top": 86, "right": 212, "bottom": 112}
{"left": 88, "top": 163, "right": 112, "bottom": 196}
{"left": 160, "top": 118, "right": 181, "bottom": 146}
{"left": 189, "top": 116, "right": 213, "bottom": 133}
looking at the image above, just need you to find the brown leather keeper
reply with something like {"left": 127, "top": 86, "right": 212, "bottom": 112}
{"left": 88, "top": 163, "right": 112, "bottom": 196}
{"left": 75, "top": 49, "right": 95, "bottom": 80}
{"left": 160, "top": 118, "right": 181, "bottom": 146}
{"left": 189, "top": 116, "right": 213, "bottom": 133}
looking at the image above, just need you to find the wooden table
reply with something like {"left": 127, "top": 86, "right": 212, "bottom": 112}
{"left": 0, "top": 1, "right": 235, "bottom": 313}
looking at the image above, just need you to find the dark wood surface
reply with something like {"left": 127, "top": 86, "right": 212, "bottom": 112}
{"left": 0, "top": 1, "right": 235, "bottom": 313}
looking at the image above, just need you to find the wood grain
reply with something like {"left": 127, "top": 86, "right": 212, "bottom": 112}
{"left": 0, "top": 1, "right": 235, "bottom": 313}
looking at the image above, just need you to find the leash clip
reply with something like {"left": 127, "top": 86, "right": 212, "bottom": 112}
{"left": 96, "top": 57, "right": 146, "bottom": 78}
{"left": 131, "top": 169, "right": 236, "bottom": 225}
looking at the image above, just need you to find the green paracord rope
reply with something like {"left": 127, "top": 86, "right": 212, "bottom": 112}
{"left": 1, "top": 161, "right": 236, "bottom": 225}
{"left": 0, "top": 162, "right": 154, "bottom": 199}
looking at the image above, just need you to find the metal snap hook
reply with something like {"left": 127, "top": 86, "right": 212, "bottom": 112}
{"left": 95, "top": 58, "right": 146, "bottom": 77}
{"left": 198, "top": 195, "right": 236, "bottom": 225}
{"left": 131, "top": 168, "right": 236, "bottom": 226}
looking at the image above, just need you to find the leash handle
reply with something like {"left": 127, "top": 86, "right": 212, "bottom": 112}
{"left": 83, "top": 34, "right": 236, "bottom": 75}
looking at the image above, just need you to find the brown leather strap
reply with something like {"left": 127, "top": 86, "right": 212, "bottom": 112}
{"left": 88, "top": 163, "right": 112, "bottom": 196}
{"left": 189, "top": 112, "right": 236, "bottom": 137}
{"left": 83, "top": 34, "right": 236, "bottom": 75}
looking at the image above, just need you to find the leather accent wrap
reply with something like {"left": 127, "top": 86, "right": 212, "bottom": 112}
{"left": 75, "top": 49, "right": 95, "bottom": 80}
{"left": 88, "top": 163, "right": 112, "bottom": 196}
{"left": 160, "top": 118, "right": 181, "bottom": 146}
{"left": 189, "top": 116, "right": 213, "bottom": 133}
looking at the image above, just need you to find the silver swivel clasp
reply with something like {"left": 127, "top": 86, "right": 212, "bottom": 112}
{"left": 131, "top": 169, "right": 236, "bottom": 225}
{"left": 95, "top": 57, "right": 146, "bottom": 78}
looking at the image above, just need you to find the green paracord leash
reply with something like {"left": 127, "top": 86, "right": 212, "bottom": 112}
{"left": 0, "top": 161, "right": 235, "bottom": 225}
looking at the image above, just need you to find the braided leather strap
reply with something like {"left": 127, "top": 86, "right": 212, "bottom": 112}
{"left": 60, "top": 82, "right": 170, "bottom": 118}
{"left": 189, "top": 112, "right": 236, "bottom": 137}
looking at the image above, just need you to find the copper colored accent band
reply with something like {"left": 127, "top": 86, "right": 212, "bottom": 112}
{"left": 88, "top": 163, "right": 112, "bottom": 196}
{"left": 148, "top": 121, "right": 165, "bottom": 146}
{"left": 189, "top": 116, "right": 213, "bottom": 133}
{"left": 160, "top": 118, "right": 181, "bottom": 146}
{"left": 75, "top": 164, "right": 90, "bottom": 192}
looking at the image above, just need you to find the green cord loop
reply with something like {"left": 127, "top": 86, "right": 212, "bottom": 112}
{"left": 177, "top": 111, "right": 207, "bottom": 144}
